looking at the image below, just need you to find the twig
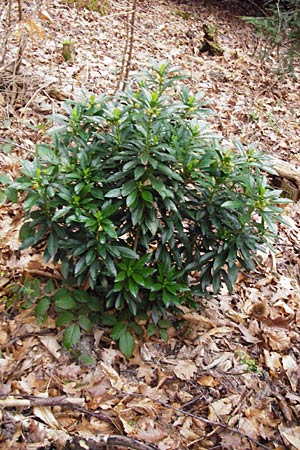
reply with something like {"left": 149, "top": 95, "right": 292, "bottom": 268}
{"left": 19, "top": 82, "right": 55, "bottom": 117}
{"left": 116, "top": 0, "right": 137, "bottom": 92}
{"left": 122, "top": 0, "right": 137, "bottom": 89}
{"left": 17, "top": 0, "right": 22, "bottom": 21}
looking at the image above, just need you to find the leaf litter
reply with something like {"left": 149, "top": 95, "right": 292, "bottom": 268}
{"left": 0, "top": 0, "right": 300, "bottom": 448}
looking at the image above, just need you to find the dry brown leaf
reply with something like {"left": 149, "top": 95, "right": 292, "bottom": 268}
{"left": 282, "top": 354, "right": 299, "bottom": 392}
{"left": 207, "top": 326, "right": 234, "bottom": 336}
{"left": 197, "top": 374, "right": 219, "bottom": 387}
{"left": 238, "top": 324, "right": 261, "bottom": 344}
{"left": 264, "top": 330, "right": 290, "bottom": 351}
{"left": 138, "top": 383, "right": 168, "bottom": 403}
{"left": 279, "top": 424, "right": 300, "bottom": 450}
{"left": 132, "top": 419, "right": 168, "bottom": 443}
{"left": 33, "top": 405, "right": 60, "bottom": 429}
{"left": 221, "top": 432, "right": 248, "bottom": 449}
{"left": 39, "top": 336, "right": 61, "bottom": 360}
{"left": 262, "top": 317, "right": 291, "bottom": 329}
{"left": 202, "top": 352, "right": 233, "bottom": 371}
{"left": 182, "top": 311, "right": 216, "bottom": 328}
{"left": 173, "top": 360, "right": 197, "bottom": 381}
{"left": 87, "top": 376, "right": 111, "bottom": 397}
{"left": 100, "top": 362, "right": 123, "bottom": 390}
{"left": 123, "top": 397, "right": 158, "bottom": 418}
{"left": 263, "top": 350, "right": 282, "bottom": 373}
{"left": 238, "top": 417, "right": 259, "bottom": 440}
{"left": 39, "top": 9, "right": 54, "bottom": 23}
{"left": 274, "top": 299, "right": 294, "bottom": 315}
{"left": 208, "top": 395, "right": 240, "bottom": 422}
{"left": 136, "top": 364, "right": 156, "bottom": 384}
{"left": 179, "top": 416, "right": 202, "bottom": 440}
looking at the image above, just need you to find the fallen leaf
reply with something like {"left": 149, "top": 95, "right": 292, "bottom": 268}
{"left": 207, "top": 326, "right": 234, "bottom": 336}
{"left": 263, "top": 350, "right": 282, "bottom": 373}
{"left": 33, "top": 405, "right": 60, "bottom": 429}
{"left": 132, "top": 419, "right": 168, "bottom": 443}
{"left": 39, "top": 336, "right": 61, "bottom": 360}
{"left": 197, "top": 374, "right": 219, "bottom": 387}
{"left": 238, "top": 324, "right": 261, "bottom": 344}
{"left": 173, "top": 360, "right": 197, "bottom": 381}
{"left": 282, "top": 354, "right": 299, "bottom": 392}
{"left": 279, "top": 424, "right": 300, "bottom": 450}
{"left": 100, "top": 362, "right": 123, "bottom": 390}
{"left": 264, "top": 330, "right": 290, "bottom": 351}
{"left": 208, "top": 395, "right": 240, "bottom": 422}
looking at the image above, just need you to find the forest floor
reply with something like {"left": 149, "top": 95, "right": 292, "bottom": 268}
{"left": 0, "top": 0, "right": 300, "bottom": 449}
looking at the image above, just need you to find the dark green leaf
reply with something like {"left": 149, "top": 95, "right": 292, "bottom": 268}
{"left": 221, "top": 200, "right": 245, "bottom": 209}
{"left": 47, "top": 232, "right": 59, "bottom": 258}
{"left": 56, "top": 311, "right": 74, "bottom": 326}
{"left": 112, "top": 322, "right": 127, "bottom": 340}
{"left": 0, "top": 189, "right": 6, "bottom": 206}
{"left": 86, "top": 295, "right": 102, "bottom": 312}
{"left": 101, "top": 312, "right": 117, "bottom": 326}
{"left": 116, "top": 246, "right": 137, "bottom": 259}
{"left": 159, "top": 328, "right": 168, "bottom": 342}
{"left": 105, "top": 188, "right": 122, "bottom": 198}
{"left": 158, "top": 319, "right": 172, "bottom": 329}
{"left": 129, "top": 321, "right": 144, "bottom": 337}
{"left": 63, "top": 324, "right": 80, "bottom": 349}
{"left": 141, "top": 190, "right": 153, "bottom": 203}
{"left": 78, "top": 353, "right": 95, "bottom": 366}
{"left": 134, "top": 166, "right": 145, "bottom": 180}
{"left": 78, "top": 314, "right": 93, "bottom": 332}
{"left": 147, "top": 323, "right": 157, "bottom": 337}
{"left": 54, "top": 288, "right": 76, "bottom": 310}
{"left": 73, "top": 290, "right": 91, "bottom": 303}
{"left": 34, "top": 297, "right": 50, "bottom": 322}
{"left": 5, "top": 187, "right": 18, "bottom": 202}
{"left": 128, "top": 279, "right": 139, "bottom": 297}
{"left": 119, "top": 330, "right": 135, "bottom": 359}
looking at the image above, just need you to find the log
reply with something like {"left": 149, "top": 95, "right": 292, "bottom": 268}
{"left": 270, "top": 157, "right": 300, "bottom": 201}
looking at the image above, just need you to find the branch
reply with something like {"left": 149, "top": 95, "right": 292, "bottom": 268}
{"left": 0, "top": 395, "right": 84, "bottom": 408}
{"left": 0, "top": 396, "right": 157, "bottom": 449}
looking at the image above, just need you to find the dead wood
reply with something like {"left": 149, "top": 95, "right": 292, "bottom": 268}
{"left": 271, "top": 157, "right": 300, "bottom": 201}
{"left": 0, "top": 395, "right": 85, "bottom": 408}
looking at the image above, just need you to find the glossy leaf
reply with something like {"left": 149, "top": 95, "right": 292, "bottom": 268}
{"left": 119, "top": 330, "right": 135, "bottom": 359}
{"left": 54, "top": 288, "right": 76, "bottom": 310}
{"left": 63, "top": 324, "right": 80, "bottom": 349}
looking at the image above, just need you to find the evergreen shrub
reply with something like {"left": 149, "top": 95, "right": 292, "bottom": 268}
{"left": 8, "top": 63, "right": 288, "bottom": 356}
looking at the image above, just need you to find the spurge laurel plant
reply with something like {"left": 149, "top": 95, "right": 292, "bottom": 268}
{"left": 8, "top": 63, "right": 287, "bottom": 357}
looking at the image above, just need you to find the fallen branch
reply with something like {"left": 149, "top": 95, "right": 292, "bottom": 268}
{"left": 0, "top": 394, "right": 119, "bottom": 428}
{"left": 0, "top": 395, "right": 84, "bottom": 408}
